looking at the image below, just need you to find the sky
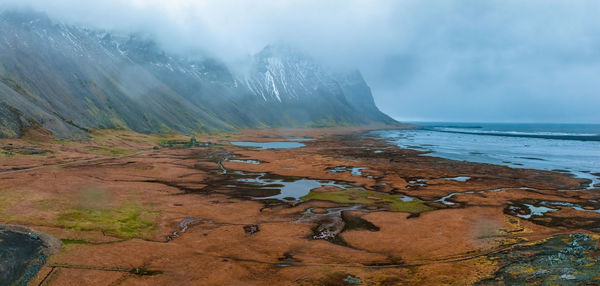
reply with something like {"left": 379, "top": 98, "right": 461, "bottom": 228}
{"left": 3, "top": 0, "right": 600, "bottom": 123}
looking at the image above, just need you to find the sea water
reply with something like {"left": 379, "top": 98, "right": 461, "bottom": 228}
{"left": 372, "top": 122, "right": 600, "bottom": 189}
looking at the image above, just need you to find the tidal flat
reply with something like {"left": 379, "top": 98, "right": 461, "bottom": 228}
{"left": 0, "top": 127, "right": 598, "bottom": 285}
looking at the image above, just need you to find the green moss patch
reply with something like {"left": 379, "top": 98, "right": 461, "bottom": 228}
{"left": 301, "top": 189, "right": 434, "bottom": 213}
{"left": 107, "top": 148, "right": 128, "bottom": 154}
{"left": 57, "top": 204, "right": 158, "bottom": 239}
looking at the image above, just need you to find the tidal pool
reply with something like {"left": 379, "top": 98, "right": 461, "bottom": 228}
{"left": 230, "top": 141, "right": 305, "bottom": 149}
{"left": 505, "top": 200, "right": 600, "bottom": 221}
{"left": 328, "top": 166, "right": 369, "bottom": 176}
{"left": 541, "top": 201, "right": 600, "bottom": 214}
{"left": 351, "top": 167, "right": 368, "bottom": 176}
{"left": 516, "top": 204, "right": 559, "bottom": 219}
{"left": 408, "top": 176, "right": 470, "bottom": 188}
{"left": 443, "top": 176, "right": 471, "bottom": 182}
{"left": 236, "top": 173, "right": 347, "bottom": 200}
{"left": 226, "top": 159, "right": 261, "bottom": 164}
{"left": 398, "top": 196, "right": 415, "bottom": 202}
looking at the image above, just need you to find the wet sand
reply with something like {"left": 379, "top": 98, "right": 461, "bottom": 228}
{"left": 0, "top": 127, "right": 598, "bottom": 285}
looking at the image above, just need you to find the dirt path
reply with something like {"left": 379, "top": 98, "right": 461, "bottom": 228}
{"left": 0, "top": 150, "right": 148, "bottom": 176}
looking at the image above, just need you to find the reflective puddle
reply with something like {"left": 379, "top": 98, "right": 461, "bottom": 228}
{"left": 408, "top": 176, "right": 471, "bottom": 189}
{"left": 542, "top": 201, "right": 600, "bottom": 213}
{"left": 230, "top": 141, "right": 305, "bottom": 149}
{"left": 512, "top": 204, "right": 559, "bottom": 219}
{"left": 442, "top": 176, "right": 471, "bottom": 182}
{"left": 226, "top": 159, "right": 261, "bottom": 164}
{"left": 233, "top": 172, "right": 348, "bottom": 200}
{"left": 328, "top": 166, "right": 369, "bottom": 176}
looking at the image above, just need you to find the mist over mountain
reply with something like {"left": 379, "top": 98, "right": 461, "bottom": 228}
{"left": 0, "top": 10, "right": 395, "bottom": 138}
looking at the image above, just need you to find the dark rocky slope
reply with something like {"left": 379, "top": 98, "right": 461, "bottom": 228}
{"left": 0, "top": 10, "right": 396, "bottom": 138}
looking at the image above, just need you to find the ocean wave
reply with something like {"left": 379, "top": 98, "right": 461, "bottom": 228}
{"left": 428, "top": 127, "right": 600, "bottom": 141}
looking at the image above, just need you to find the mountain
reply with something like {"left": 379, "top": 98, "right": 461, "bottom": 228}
{"left": 0, "top": 10, "right": 396, "bottom": 138}
{"left": 243, "top": 45, "right": 395, "bottom": 126}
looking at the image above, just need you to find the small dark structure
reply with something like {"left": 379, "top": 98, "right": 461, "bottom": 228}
{"left": 159, "top": 137, "right": 213, "bottom": 149}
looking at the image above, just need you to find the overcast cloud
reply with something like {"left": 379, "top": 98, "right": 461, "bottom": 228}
{"left": 2, "top": 0, "right": 600, "bottom": 123}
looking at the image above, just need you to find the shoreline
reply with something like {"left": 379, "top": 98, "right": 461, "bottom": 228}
{"left": 369, "top": 128, "right": 600, "bottom": 191}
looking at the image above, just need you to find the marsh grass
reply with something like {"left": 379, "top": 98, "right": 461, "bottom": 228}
{"left": 57, "top": 204, "right": 158, "bottom": 239}
{"left": 0, "top": 187, "right": 158, "bottom": 239}
{"left": 301, "top": 188, "right": 434, "bottom": 213}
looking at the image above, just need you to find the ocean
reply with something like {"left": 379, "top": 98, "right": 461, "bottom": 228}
{"left": 372, "top": 122, "right": 600, "bottom": 189}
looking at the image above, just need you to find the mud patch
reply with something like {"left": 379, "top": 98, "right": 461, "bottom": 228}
{"left": 243, "top": 225, "right": 260, "bottom": 235}
{"left": 319, "top": 272, "right": 363, "bottom": 286}
{"left": 311, "top": 215, "right": 346, "bottom": 245}
{"left": 278, "top": 252, "right": 301, "bottom": 263}
{"left": 299, "top": 206, "right": 379, "bottom": 247}
{"left": 130, "top": 267, "right": 163, "bottom": 276}
{"left": 341, "top": 212, "right": 379, "bottom": 232}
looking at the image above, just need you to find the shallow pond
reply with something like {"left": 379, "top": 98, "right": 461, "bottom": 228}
{"left": 398, "top": 196, "right": 415, "bottom": 202}
{"left": 408, "top": 176, "right": 471, "bottom": 189}
{"left": 505, "top": 199, "right": 600, "bottom": 221}
{"left": 516, "top": 204, "right": 558, "bottom": 219}
{"left": 236, "top": 173, "right": 347, "bottom": 200}
{"left": 230, "top": 141, "right": 305, "bottom": 149}
{"left": 226, "top": 159, "right": 261, "bottom": 164}
{"left": 443, "top": 176, "right": 471, "bottom": 182}
{"left": 328, "top": 166, "right": 368, "bottom": 176}
{"left": 542, "top": 201, "right": 600, "bottom": 213}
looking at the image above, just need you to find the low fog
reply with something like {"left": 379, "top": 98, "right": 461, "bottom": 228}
{"left": 3, "top": 0, "right": 600, "bottom": 123}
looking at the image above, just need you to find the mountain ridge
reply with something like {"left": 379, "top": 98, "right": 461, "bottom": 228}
{"left": 0, "top": 10, "right": 397, "bottom": 138}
